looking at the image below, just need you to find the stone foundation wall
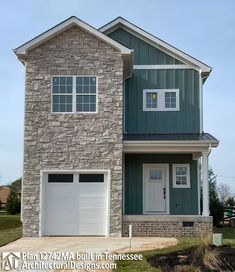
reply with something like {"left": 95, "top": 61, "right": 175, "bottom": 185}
{"left": 123, "top": 216, "right": 213, "bottom": 237}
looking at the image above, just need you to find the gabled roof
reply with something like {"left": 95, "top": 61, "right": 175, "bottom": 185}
{"left": 14, "top": 16, "right": 132, "bottom": 58}
{"left": 99, "top": 17, "right": 212, "bottom": 76}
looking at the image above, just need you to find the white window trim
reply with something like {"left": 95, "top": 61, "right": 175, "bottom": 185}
{"left": 51, "top": 75, "right": 98, "bottom": 114}
{"left": 143, "top": 89, "right": 179, "bottom": 111}
{"left": 172, "top": 164, "right": 190, "bottom": 188}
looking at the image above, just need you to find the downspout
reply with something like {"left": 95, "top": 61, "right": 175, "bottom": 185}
{"left": 200, "top": 72, "right": 209, "bottom": 133}
{"left": 123, "top": 50, "right": 134, "bottom": 135}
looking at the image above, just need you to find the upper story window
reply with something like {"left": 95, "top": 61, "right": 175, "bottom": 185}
{"left": 172, "top": 164, "right": 190, "bottom": 188}
{"left": 52, "top": 76, "right": 97, "bottom": 113}
{"left": 143, "top": 89, "right": 179, "bottom": 111}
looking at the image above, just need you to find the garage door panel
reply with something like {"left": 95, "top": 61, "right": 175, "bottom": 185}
{"left": 43, "top": 173, "right": 108, "bottom": 236}
{"left": 79, "top": 223, "right": 106, "bottom": 235}
{"left": 48, "top": 197, "right": 78, "bottom": 211}
{"left": 79, "top": 195, "right": 106, "bottom": 208}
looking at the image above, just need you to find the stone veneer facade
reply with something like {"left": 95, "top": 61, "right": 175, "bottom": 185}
{"left": 22, "top": 26, "right": 123, "bottom": 237}
{"left": 123, "top": 216, "right": 213, "bottom": 237}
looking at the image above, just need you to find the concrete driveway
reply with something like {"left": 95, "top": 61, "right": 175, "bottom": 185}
{"left": 0, "top": 237, "right": 178, "bottom": 253}
{"left": 0, "top": 237, "right": 178, "bottom": 271}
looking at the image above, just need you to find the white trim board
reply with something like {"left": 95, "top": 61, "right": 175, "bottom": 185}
{"left": 134, "top": 65, "right": 194, "bottom": 70}
{"left": 14, "top": 16, "right": 132, "bottom": 57}
{"left": 100, "top": 17, "right": 212, "bottom": 75}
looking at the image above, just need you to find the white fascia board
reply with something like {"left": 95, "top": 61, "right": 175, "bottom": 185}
{"left": 14, "top": 17, "right": 132, "bottom": 56}
{"left": 100, "top": 17, "right": 212, "bottom": 74}
{"left": 123, "top": 140, "right": 219, "bottom": 148}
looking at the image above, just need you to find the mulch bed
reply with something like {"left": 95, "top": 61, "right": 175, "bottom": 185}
{"left": 148, "top": 246, "right": 235, "bottom": 272}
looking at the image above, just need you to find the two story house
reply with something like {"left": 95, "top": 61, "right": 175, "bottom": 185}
{"left": 14, "top": 16, "right": 219, "bottom": 237}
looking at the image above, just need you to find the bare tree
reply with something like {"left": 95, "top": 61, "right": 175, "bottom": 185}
{"left": 217, "top": 183, "right": 232, "bottom": 204}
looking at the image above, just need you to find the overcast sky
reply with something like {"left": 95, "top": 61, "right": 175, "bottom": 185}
{"left": 0, "top": 0, "right": 235, "bottom": 193}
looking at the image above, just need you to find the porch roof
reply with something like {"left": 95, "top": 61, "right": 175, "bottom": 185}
{"left": 123, "top": 133, "right": 219, "bottom": 154}
{"left": 123, "top": 133, "right": 218, "bottom": 144}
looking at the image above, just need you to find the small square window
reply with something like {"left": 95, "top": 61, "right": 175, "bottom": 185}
{"left": 173, "top": 164, "right": 190, "bottom": 188}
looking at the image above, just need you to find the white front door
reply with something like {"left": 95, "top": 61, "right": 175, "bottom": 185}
{"left": 143, "top": 164, "right": 169, "bottom": 214}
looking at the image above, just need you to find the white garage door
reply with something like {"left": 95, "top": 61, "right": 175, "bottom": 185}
{"left": 43, "top": 172, "right": 108, "bottom": 236}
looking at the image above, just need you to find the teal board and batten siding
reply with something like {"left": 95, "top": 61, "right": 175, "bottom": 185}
{"left": 109, "top": 28, "right": 200, "bottom": 134}
{"left": 124, "top": 154, "right": 198, "bottom": 215}
{"left": 108, "top": 28, "right": 183, "bottom": 65}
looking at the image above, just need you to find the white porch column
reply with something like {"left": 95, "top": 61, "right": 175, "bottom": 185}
{"left": 202, "top": 151, "right": 209, "bottom": 216}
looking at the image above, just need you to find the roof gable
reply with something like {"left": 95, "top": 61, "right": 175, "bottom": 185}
{"left": 14, "top": 16, "right": 132, "bottom": 58}
{"left": 99, "top": 17, "right": 211, "bottom": 76}
{"left": 108, "top": 27, "right": 184, "bottom": 65}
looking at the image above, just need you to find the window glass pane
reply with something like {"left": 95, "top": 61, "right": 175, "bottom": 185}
{"left": 52, "top": 85, "right": 59, "bottom": 93}
{"left": 79, "top": 174, "right": 104, "bottom": 183}
{"left": 77, "top": 95, "right": 82, "bottom": 103}
{"left": 176, "top": 176, "right": 182, "bottom": 185}
{"left": 83, "top": 104, "right": 89, "bottom": 111}
{"left": 66, "top": 103, "right": 72, "bottom": 112}
{"left": 146, "top": 92, "right": 157, "bottom": 109}
{"left": 165, "top": 92, "right": 177, "bottom": 108}
{"left": 76, "top": 85, "right": 83, "bottom": 93}
{"left": 53, "top": 77, "right": 59, "bottom": 85}
{"left": 83, "top": 77, "right": 90, "bottom": 85}
{"left": 53, "top": 103, "right": 59, "bottom": 112}
{"left": 90, "top": 95, "right": 96, "bottom": 103}
{"left": 48, "top": 174, "right": 73, "bottom": 183}
{"left": 66, "top": 85, "right": 72, "bottom": 93}
{"left": 150, "top": 170, "right": 162, "bottom": 181}
{"left": 67, "top": 77, "right": 72, "bottom": 85}
{"left": 53, "top": 94, "right": 72, "bottom": 113}
{"left": 83, "top": 96, "right": 89, "bottom": 103}
{"left": 90, "top": 104, "right": 96, "bottom": 112}
{"left": 83, "top": 85, "right": 90, "bottom": 93}
{"left": 77, "top": 103, "right": 83, "bottom": 112}
{"left": 76, "top": 77, "right": 83, "bottom": 85}
{"left": 60, "top": 77, "right": 66, "bottom": 85}
{"left": 60, "top": 85, "right": 65, "bottom": 93}
{"left": 90, "top": 85, "right": 96, "bottom": 93}
{"left": 90, "top": 77, "right": 96, "bottom": 85}
{"left": 60, "top": 104, "right": 65, "bottom": 112}
{"left": 53, "top": 95, "right": 59, "bottom": 103}
{"left": 176, "top": 167, "right": 187, "bottom": 175}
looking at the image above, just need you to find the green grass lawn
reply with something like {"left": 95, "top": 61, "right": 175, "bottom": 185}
{"left": 116, "top": 227, "right": 235, "bottom": 272}
{"left": 116, "top": 238, "right": 199, "bottom": 272}
{"left": 214, "top": 226, "right": 235, "bottom": 247}
{"left": 0, "top": 214, "right": 22, "bottom": 247}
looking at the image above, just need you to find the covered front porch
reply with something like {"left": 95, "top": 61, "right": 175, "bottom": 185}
{"left": 122, "top": 133, "right": 219, "bottom": 237}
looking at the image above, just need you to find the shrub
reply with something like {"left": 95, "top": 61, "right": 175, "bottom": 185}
{"left": 5, "top": 185, "right": 21, "bottom": 214}
{"left": 208, "top": 168, "right": 224, "bottom": 226}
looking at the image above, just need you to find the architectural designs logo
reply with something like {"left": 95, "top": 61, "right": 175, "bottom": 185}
{"left": 1, "top": 252, "right": 21, "bottom": 271}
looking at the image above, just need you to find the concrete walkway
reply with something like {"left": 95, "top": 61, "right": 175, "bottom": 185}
{"left": 0, "top": 237, "right": 178, "bottom": 253}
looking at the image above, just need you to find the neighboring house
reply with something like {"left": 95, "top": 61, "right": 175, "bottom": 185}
{"left": 14, "top": 16, "right": 219, "bottom": 237}
{"left": 0, "top": 186, "right": 10, "bottom": 208}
